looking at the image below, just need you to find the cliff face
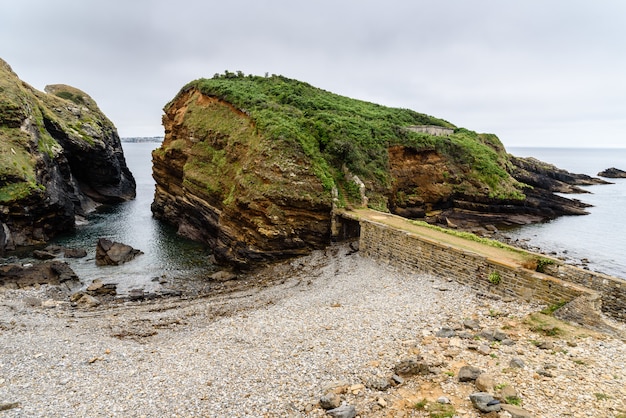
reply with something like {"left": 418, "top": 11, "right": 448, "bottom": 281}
{"left": 152, "top": 90, "right": 331, "bottom": 267}
{"left": 0, "top": 58, "right": 136, "bottom": 252}
{"left": 152, "top": 73, "right": 606, "bottom": 266}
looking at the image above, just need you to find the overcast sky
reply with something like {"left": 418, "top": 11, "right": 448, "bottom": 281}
{"left": 1, "top": 0, "right": 625, "bottom": 148}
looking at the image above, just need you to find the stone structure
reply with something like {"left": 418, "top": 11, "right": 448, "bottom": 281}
{"left": 345, "top": 214, "right": 625, "bottom": 324}
{"left": 406, "top": 125, "right": 454, "bottom": 136}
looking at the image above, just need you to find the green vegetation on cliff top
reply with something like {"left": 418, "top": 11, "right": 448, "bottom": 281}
{"left": 170, "top": 71, "right": 525, "bottom": 205}
{"left": 0, "top": 59, "right": 111, "bottom": 202}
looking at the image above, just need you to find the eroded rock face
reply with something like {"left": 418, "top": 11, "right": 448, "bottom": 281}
{"left": 152, "top": 89, "right": 332, "bottom": 268}
{"left": 0, "top": 58, "right": 136, "bottom": 253}
{"left": 388, "top": 147, "right": 609, "bottom": 229}
{"left": 151, "top": 77, "right": 609, "bottom": 267}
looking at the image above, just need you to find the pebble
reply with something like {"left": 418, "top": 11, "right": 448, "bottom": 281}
{"left": 0, "top": 243, "right": 624, "bottom": 417}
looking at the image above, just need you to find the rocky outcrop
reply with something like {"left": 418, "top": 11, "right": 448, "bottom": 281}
{"left": 152, "top": 74, "right": 609, "bottom": 266}
{"left": 152, "top": 89, "right": 332, "bottom": 268}
{"left": 387, "top": 147, "right": 611, "bottom": 229}
{"left": 0, "top": 58, "right": 135, "bottom": 253}
{"left": 598, "top": 167, "right": 626, "bottom": 178}
{"left": 95, "top": 238, "right": 143, "bottom": 266}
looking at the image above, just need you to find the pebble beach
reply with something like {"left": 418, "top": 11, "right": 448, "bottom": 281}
{"left": 1, "top": 243, "right": 625, "bottom": 417}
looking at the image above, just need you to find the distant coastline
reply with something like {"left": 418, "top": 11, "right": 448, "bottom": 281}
{"left": 121, "top": 136, "right": 163, "bottom": 143}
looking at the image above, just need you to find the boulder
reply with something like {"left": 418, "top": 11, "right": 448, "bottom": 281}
{"left": 475, "top": 373, "right": 495, "bottom": 392}
{"left": 210, "top": 270, "right": 237, "bottom": 282}
{"left": 393, "top": 358, "right": 433, "bottom": 377}
{"left": 86, "top": 279, "right": 117, "bottom": 296}
{"left": 0, "top": 261, "right": 80, "bottom": 290}
{"left": 458, "top": 365, "right": 483, "bottom": 382}
{"left": 74, "top": 293, "right": 101, "bottom": 308}
{"left": 95, "top": 238, "right": 143, "bottom": 266}
{"left": 597, "top": 167, "right": 626, "bottom": 178}
{"left": 64, "top": 247, "right": 87, "bottom": 258}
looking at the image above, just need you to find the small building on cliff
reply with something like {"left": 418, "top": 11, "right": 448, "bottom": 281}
{"left": 406, "top": 125, "right": 454, "bottom": 136}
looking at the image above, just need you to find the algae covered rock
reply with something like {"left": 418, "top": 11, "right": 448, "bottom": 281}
{"left": 0, "top": 58, "right": 135, "bottom": 252}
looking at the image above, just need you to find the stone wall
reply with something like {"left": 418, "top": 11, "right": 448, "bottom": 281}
{"left": 543, "top": 264, "right": 626, "bottom": 321}
{"left": 406, "top": 125, "right": 454, "bottom": 136}
{"left": 357, "top": 220, "right": 626, "bottom": 322}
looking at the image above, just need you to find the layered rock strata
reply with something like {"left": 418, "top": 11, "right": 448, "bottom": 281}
{"left": 152, "top": 90, "right": 331, "bottom": 268}
{"left": 0, "top": 58, "right": 136, "bottom": 252}
{"left": 152, "top": 75, "right": 607, "bottom": 266}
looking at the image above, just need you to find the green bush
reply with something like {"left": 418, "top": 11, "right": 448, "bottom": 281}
{"left": 489, "top": 271, "right": 502, "bottom": 285}
{"left": 167, "top": 72, "right": 525, "bottom": 202}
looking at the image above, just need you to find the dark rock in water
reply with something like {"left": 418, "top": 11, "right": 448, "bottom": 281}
{"left": 597, "top": 167, "right": 626, "bottom": 178}
{"left": 0, "top": 261, "right": 80, "bottom": 290}
{"left": 33, "top": 250, "right": 56, "bottom": 260}
{"left": 95, "top": 238, "right": 143, "bottom": 266}
{"left": 64, "top": 247, "right": 87, "bottom": 258}
{"left": 44, "top": 245, "right": 64, "bottom": 254}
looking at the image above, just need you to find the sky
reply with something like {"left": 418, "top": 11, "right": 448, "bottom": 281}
{"left": 1, "top": 0, "right": 625, "bottom": 148}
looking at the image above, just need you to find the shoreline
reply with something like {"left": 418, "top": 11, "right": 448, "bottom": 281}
{"left": 1, "top": 243, "right": 625, "bottom": 417}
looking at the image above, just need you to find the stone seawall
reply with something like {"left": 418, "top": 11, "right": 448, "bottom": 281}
{"left": 357, "top": 219, "right": 625, "bottom": 323}
{"left": 543, "top": 263, "right": 626, "bottom": 321}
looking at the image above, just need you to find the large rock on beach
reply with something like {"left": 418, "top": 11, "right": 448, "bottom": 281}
{"left": 0, "top": 58, "right": 136, "bottom": 254}
{"left": 0, "top": 260, "right": 80, "bottom": 290}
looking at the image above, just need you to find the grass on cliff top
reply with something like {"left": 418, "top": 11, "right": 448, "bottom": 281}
{"left": 1, "top": 60, "right": 116, "bottom": 203}
{"left": 169, "top": 71, "right": 524, "bottom": 202}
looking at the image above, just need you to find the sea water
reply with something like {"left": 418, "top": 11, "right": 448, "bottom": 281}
{"left": 10, "top": 144, "right": 625, "bottom": 292}
{"left": 47, "top": 142, "right": 214, "bottom": 294}
{"left": 506, "top": 147, "right": 626, "bottom": 279}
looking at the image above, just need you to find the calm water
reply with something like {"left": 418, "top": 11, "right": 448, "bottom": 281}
{"left": 48, "top": 142, "right": 214, "bottom": 294}
{"left": 506, "top": 147, "right": 626, "bottom": 279}
{"left": 8, "top": 144, "right": 624, "bottom": 291}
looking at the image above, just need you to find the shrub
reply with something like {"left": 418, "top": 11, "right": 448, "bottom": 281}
{"left": 488, "top": 271, "right": 501, "bottom": 285}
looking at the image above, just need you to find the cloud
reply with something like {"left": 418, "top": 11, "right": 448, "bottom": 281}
{"left": 1, "top": 0, "right": 625, "bottom": 147}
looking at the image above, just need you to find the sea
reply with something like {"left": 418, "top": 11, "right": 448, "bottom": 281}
{"left": 7, "top": 143, "right": 625, "bottom": 294}
{"left": 44, "top": 142, "right": 215, "bottom": 295}
{"left": 506, "top": 147, "right": 626, "bottom": 279}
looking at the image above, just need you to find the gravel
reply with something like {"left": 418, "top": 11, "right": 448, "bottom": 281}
{"left": 1, "top": 243, "right": 624, "bottom": 417}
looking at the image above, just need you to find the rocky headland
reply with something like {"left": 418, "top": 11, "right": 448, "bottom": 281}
{"left": 151, "top": 72, "right": 608, "bottom": 268}
{"left": 0, "top": 58, "right": 136, "bottom": 253}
